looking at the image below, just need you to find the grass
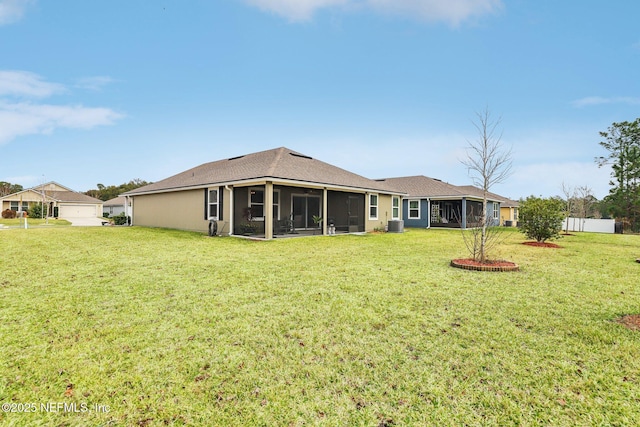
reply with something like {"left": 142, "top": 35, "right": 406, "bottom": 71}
{"left": 0, "top": 218, "right": 71, "bottom": 228}
{"left": 0, "top": 227, "right": 639, "bottom": 426}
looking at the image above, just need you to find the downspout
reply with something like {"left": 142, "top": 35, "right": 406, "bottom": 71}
{"left": 426, "top": 198, "right": 431, "bottom": 229}
{"left": 225, "top": 185, "right": 233, "bottom": 236}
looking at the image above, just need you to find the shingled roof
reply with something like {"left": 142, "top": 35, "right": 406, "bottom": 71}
{"left": 455, "top": 185, "right": 517, "bottom": 204}
{"left": 380, "top": 175, "right": 467, "bottom": 198}
{"left": 381, "top": 176, "right": 505, "bottom": 202}
{"left": 126, "top": 147, "right": 402, "bottom": 195}
{"left": 0, "top": 182, "right": 103, "bottom": 204}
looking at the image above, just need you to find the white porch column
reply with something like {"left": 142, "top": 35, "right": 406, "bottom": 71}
{"left": 322, "top": 188, "right": 328, "bottom": 236}
{"left": 265, "top": 182, "right": 274, "bottom": 239}
{"left": 228, "top": 186, "right": 234, "bottom": 236}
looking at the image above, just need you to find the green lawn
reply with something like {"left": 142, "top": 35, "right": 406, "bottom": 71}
{"left": 0, "top": 218, "right": 71, "bottom": 228}
{"left": 1, "top": 227, "right": 639, "bottom": 426}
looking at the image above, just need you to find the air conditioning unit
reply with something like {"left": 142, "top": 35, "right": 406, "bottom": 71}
{"left": 387, "top": 220, "right": 404, "bottom": 233}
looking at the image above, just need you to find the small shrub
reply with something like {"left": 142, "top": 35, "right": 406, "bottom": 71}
{"left": 2, "top": 209, "right": 17, "bottom": 219}
{"left": 111, "top": 213, "right": 130, "bottom": 226}
{"left": 518, "top": 196, "right": 565, "bottom": 243}
{"left": 28, "top": 202, "right": 45, "bottom": 218}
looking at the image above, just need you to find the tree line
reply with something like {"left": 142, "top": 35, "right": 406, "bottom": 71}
{"left": 84, "top": 179, "right": 151, "bottom": 201}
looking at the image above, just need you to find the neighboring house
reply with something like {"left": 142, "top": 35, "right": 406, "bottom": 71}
{"left": 498, "top": 198, "right": 519, "bottom": 226}
{"left": 123, "top": 147, "right": 405, "bottom": 239}
{"left": 0, "top": 182, "right": 103, "bottom": 219}
{"left": 455, "top": 185, "right": 519, "bottom": 227}
{"left": 103, "top": 196, "right": 129, "bottom": 217}
{"left": 379, "top": 176, "right": 504, "bottom": 229}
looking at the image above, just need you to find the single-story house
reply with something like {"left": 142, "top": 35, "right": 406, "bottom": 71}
{"left": 0, "top": 182, "right": 103, "bottom": 219}
{"left": 123, "top": 147, "right": 405, "bottom": 239}
{"left": 103, "top": 195, "right": 129, "bottom": 217}
{"left": 498, "top": 198, "right": 519, "bottom": 227}
{"left": 378, "top": 176, "right": 504, "bottom": 229}
{"left": 456, "top": 186, "right": 519, "bottom": 227}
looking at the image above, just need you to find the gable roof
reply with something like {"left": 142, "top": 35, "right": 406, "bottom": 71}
{"left": 455, "top": 185, "right": 518, "bottom": 206}
{"left": 380, "top": 175, "right": 468, "bottom": 198}
{"left": 0, "top": 181, "right": 102, "bottom": 204}
{"left": 125, "top": 147, "right": 403, "bottom": 196}
{"left": 103, "top": 195, "right": 127, "bottom": 206}
{"left": 381, "top": 176, "right": 506, "bottom": 202}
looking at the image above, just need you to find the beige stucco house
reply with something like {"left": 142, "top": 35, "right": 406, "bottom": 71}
{"left": 124, "top": 147, "right": 405, "bottom": 239}
{"left": 0, "top": 182, "right": 103, "bottom": 219}
{"left": 498, "top": 198, "right": 519, "bottom": 227}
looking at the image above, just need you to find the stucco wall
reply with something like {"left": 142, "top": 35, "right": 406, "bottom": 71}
{"left": 365, "top": 193, "right": 398, "bottom": 231}
{"left": 132, "top": 187, "right": 231, "bottom": 234}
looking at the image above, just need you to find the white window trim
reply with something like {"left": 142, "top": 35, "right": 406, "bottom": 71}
{"left": 369, "top": 193, "right": 378, "bottom": 220}
{"left": 249, "top": 187, "right": 265, "bottom": 221}
{"left": 493, "top": 202, "right": 499, "bottom": 220}
{"left": 409, "top": 199, "right": 420, "bottom": 219}
{"left": 208, "top": 188, "right": 219, "bottom": 220}
{"left": 391, "top": 196, "right": 400, "bottom": 220}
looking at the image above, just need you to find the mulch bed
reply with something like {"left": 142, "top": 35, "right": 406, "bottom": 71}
{"left": 451, "top": 258, "right": 519, "bottom": 272}
{"left": 522, "top": 241, "right": 562, "bottom": 248}
{"left": 617, "top": 314, "right": 640, "bottom": 331}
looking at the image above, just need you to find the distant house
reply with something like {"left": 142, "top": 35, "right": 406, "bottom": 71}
{"left": 0, "top": 182, "right": 103, "bottom": 219}
{"left": 498, "top": 198, "right": 519, "bottom": 227}
{"left": 379, "top": 176, "right": 504, "bottom": 229}
{"left": 123, "top": 147, "right": 405, "bottom": 239}
{"left": 103, "top": 196, "right": 129, "bottom": 217}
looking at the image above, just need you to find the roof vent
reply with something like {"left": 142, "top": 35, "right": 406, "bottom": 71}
{"left": 289, "top": 152, "right": 312, "bottom": 160}
{"left": 228, "top": 155, "right": 245, "bottom": 161}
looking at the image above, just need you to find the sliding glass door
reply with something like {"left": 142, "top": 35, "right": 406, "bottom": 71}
{"left": 292, "top": 195, "right": 321, "bottom": 230}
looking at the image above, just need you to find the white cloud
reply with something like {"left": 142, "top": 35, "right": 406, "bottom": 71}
{"left": 243, "top": 0, "right": 503, "bottom": 24}
{"left": 245, "top": 0, "right": 348, "bottom": 22}
{"left": 75, "top": 76, "right": 116, "bottom": 91}
{"left": 0, "top": 0, "right": 32, "bottom": 25}
{"left": 0, "top": 70, "right": 65, "bottom": 98}
{"left": 0, "top": 102, "right": 124, "bottom": 144}
{"left": 368, "top": 0, "right": 502, "bottom": 25}
{"left": 500, "top": 161, "right": 612, "bottom": 200}
{"left": 1, "top": 175, "right": 41, "bottom": 187}
{"left": 0, "top": 70, "right": 124, "bottom": 144}
{"left": 571, "top": 96, "right": 640, "bottom": 108}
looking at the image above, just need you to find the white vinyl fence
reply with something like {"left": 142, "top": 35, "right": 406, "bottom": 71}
{"left": 564, "top": 217, "right": 615, "bottom": 234}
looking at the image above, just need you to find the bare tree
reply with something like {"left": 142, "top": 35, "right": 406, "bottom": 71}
{"left": 460, "top": 107, "right": 513, "bottom": 263}
{"left": 561, "top": 182, "right": 576, "bottom": 233}
{"left": 575, "top": 186, "right": 595, "bottom": 221}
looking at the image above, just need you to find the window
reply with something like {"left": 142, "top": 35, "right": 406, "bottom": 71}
{"left": 10, "top": 201, "right": 28, "bottom": 212}
{"left": 249, "top": 188, "right": 264, "bottom": 220}
{"left": 208, "top": 189, "right": 219, "bottom": 220}
{"left": 409, "top": 200, "right": 420, "bottom": 219}
{"left": 369, "top": 194, "right": 378, "bottom": 219}
{"left": 493, "top": 202, "right": 499, "bottom": 220}
{"left": 392, "top": 196, "right": 400, "bottom": 220}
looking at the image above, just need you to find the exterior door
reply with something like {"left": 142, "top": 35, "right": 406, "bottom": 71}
{"left": 347, "top": 195, "right": 363, "bottom": 232}
{"left": 292, "top": 195, "right": 321, "bottom": 229}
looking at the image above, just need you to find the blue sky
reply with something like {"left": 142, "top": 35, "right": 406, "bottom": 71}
{"left": 1, "top": 0, "right": 639, "bottom": 200}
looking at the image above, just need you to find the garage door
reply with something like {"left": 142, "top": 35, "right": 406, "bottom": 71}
{"left": 59, "top": 205, "right": 97, "bottom": 218}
